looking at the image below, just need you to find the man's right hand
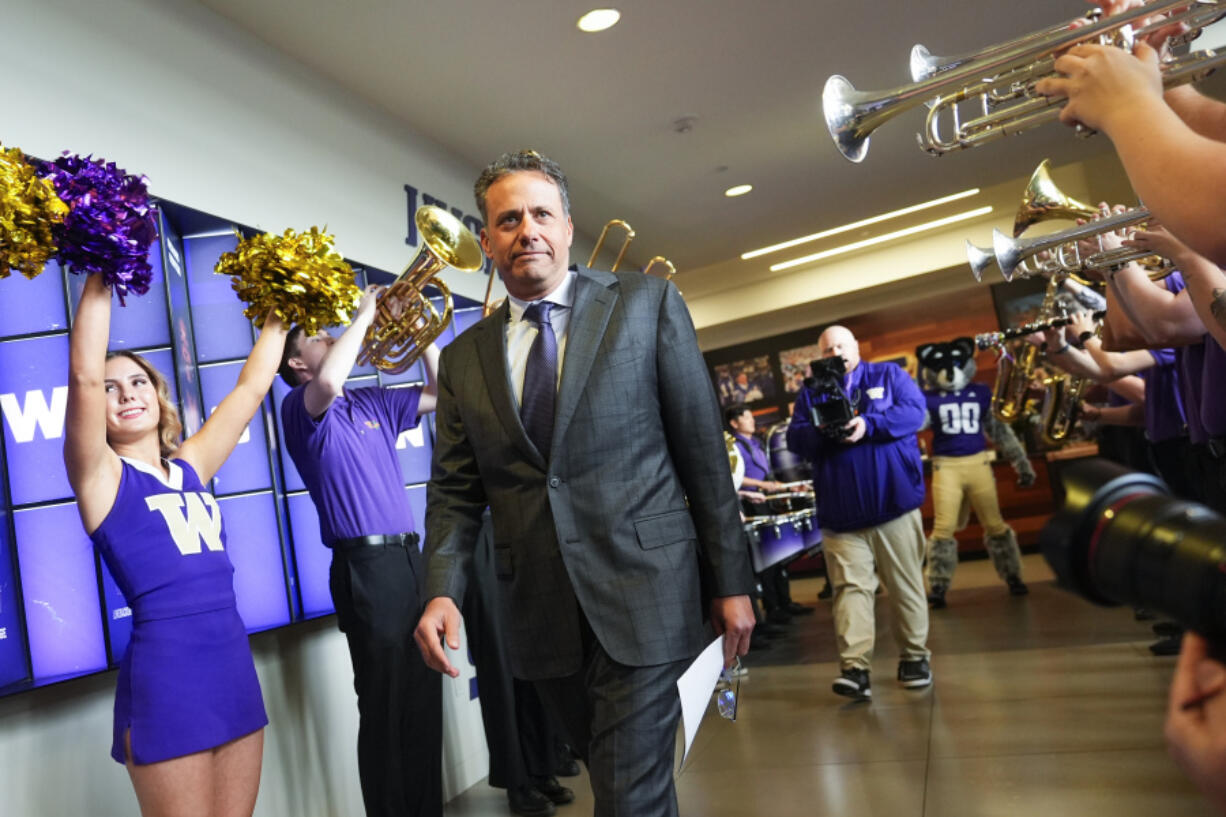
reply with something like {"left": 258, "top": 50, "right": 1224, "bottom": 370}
{"left": 414, "top": 596, "right": 463, "bottom": 678}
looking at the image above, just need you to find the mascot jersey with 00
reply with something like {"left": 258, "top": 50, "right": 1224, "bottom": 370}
{"left": 916, "top": 337, "right": 1033, "bottom": 607}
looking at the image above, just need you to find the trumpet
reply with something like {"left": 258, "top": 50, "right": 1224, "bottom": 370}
{"left": 358, "top": 206, "right": 483, "bottom": 373}
{"left": 967, "top": 159, "right": 1095, "bottom": 282}
{"left": 823, "top": 0, "right": 1226, "bottom": 162}
{"left": 992, "top": 206, "right": 1151, "bottom": 281}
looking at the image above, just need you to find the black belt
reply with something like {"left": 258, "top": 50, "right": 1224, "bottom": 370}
{"left": 329, "top": 532, "right": 419, "bottom": 550}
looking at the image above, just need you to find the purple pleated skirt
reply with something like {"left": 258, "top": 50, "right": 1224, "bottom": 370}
{"left": 111, "top": 606, "right": 267, "bottom": 764}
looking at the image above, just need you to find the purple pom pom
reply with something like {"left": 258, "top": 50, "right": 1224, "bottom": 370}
{"left": 37, "top": 153, "right": 157, "bottom": 304}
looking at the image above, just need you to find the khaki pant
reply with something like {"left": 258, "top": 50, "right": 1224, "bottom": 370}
{"left": 823, "top": 508, "right": 930, "bottom": 672}
{"left": 929, "top": 452, "right": 1010, "bottom": 539}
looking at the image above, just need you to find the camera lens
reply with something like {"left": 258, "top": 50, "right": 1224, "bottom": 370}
{"left": 1041, "top": 458, "right": 1226, "bottom": 642}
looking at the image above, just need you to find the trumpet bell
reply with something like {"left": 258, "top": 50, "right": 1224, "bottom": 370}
{"left": 358, "top": 206, "right": 483, "bottom": 374}
{"left": 823, "top": 75, "right": 872, "bottom": 164}
{"left": 910, "top": 44, "right": 938, "bottom": 83}
{"left": 1013, "top": 159, "right": 1096, "bottom": 237}
{"left": 966, "top": 239, "right": 997, "bottom": 282}
{"left": 992, "top": 228, "right": 1022, "bottom": 282}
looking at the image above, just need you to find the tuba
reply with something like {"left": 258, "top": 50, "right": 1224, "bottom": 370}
{"left": 358, "top": 206, "right": 484, "bottom": 373}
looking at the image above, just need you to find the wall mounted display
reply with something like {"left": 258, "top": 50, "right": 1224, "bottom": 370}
{"left": 0, "top": 197, "right": 480, "bottom": 697}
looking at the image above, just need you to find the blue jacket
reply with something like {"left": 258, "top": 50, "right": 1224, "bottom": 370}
{"left": 786, "top": 360, "right": 926, "bottom": 532}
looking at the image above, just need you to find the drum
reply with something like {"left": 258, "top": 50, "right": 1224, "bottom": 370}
{"left": 791, "top": 508, "right": 822, "bottom": 551}
{"left": 767, "top": 418, "right": 812, "bottom": 483}
{"left": 750, "top": 514, "right": 805, "bottom": 575}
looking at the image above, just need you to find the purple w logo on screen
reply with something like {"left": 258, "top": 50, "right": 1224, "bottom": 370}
{"left": 0, "top": 387, "right": 68, "bottom": 443}
{"left": 145, "top": 492, "right": 224, "bottom": 555}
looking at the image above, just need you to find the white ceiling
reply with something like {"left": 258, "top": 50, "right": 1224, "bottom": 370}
{"left": 195, "top": 0, "right": 1226, "bottom": 327}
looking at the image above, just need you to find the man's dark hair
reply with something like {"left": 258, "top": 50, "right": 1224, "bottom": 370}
{"left": 724, "top": 404, "right": 751, "bottom": 427}
{"left": 278, "top": 325, "right": 307, "bottom": 386}
{"left": 473, "top": 149, "right": 570, "bottom": 223}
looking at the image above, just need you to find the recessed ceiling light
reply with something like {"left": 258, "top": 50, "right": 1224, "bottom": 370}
{"left": 769, "top": 206, "right": 994, "bottom": 272}
{"left": 742, "top": 188, "right": 981, "bottom": 260}
{"left": 725, "top": 184, "right": 753, "bottom": 197}
{"left": 578, "top": 9, "right": 621, "bottom": 32}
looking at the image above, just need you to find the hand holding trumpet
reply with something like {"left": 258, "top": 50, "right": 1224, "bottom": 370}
{"left": 1035, "top": 41, "right": 1166, "bottom": 136}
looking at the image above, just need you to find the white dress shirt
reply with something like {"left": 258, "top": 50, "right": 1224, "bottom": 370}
{"left": 504, "top": 271, "right": 576, "bottom": 409}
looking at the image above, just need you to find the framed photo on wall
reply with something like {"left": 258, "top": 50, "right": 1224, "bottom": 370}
{"left": 990, "top": 276, "right": 1050, "bottom": 331}
{"left": 712, "top": 355, "right": 777, "bottom": 407}
{"left": 778, "top": 342, "right": 824, "bottom": 394}
{"left": 869, "top": 352, "right": 918, "bottom": 380}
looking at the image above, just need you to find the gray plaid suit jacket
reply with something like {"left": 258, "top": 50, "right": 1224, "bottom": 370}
{"left": 424, "top": 266, "right": 754, "bottom": 680}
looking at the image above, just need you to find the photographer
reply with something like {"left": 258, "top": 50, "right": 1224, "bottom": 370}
{"left": 786, "top": 326, "right": 931, "bottom": 701}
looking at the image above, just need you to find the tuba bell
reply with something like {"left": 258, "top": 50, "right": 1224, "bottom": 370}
{"left": 358, "top": 206, "right": 484, "bottom": 373}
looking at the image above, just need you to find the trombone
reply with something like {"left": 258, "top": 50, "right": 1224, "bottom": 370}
{"left": 823, "top": 0, "right": 1226, "bottom": 162}
{"left": 588, "top": 219, "right": 635, "bottom": 271}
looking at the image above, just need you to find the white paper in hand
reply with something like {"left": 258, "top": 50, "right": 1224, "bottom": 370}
{"left": 675, "top": 635, "right": 728, "bottom": 769}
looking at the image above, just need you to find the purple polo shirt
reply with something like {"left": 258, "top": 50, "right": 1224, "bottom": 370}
{"left": 1143, "top": 348, "right": 1186, "bottom": 443}
{"left": 282, "top": 384, "right": 422, "bottom": 545}
{"left": 1201, "top": 339, "right": 1226, "bottom": 438}
{"left": 732, "top": 432, "right": 771, "bottom": 482}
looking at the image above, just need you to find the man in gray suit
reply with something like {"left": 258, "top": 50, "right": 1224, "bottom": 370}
{"left": 414, "top": 150, "right": 755, "bottom": 816}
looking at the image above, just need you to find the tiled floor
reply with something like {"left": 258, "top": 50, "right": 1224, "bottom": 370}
{"left": 445, "top": 555, "right": 1214, "bottom": 816}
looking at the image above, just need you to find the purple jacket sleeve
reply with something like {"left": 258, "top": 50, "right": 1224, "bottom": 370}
{"left": 861, "top": 364, "right": 926, "bottom": 441}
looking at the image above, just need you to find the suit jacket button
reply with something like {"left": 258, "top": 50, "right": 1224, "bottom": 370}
{"left": 549, "top": 477, "right": 560, "bottom": 488}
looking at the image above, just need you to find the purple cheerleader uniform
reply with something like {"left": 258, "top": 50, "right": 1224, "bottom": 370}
{"left": 89, "top": 457, "right": 267, "bottom": 764}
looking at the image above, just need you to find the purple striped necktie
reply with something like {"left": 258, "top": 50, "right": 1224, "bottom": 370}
{"left": 520, "top": 301, "right": 557, "bottom": 458}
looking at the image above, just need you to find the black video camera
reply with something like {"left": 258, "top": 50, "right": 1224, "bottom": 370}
{"left": 803, "top": 357, "right": 857, "bottom": 439}
{"left": 1041, "top": 458, "right": 1226, "bottom": 644}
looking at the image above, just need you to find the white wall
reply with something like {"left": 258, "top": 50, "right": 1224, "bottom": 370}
{"left": 3, "top": 0, "right": 491, "bottom": 303}
{"left": 1, "top": 0, "right": 492, "bottom": 812}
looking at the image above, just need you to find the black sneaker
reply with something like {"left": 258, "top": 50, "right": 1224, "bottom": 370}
{"left": 818, "top": 582, "right": 833, "bottom": 600}
{"left": 832, "top": 668, "right": 871, "bottom": 701}
{"left": 1150, "top": 635, "right": 1182, "bottom": 656}
{"left": 927, "top": 586, "right": 947, "bottom": 609}
{"left": 898, "top": 658, "right": 933, "bottom": 688}
{"left": 1006, "top": 575, "right": 1029, "bottom": 596}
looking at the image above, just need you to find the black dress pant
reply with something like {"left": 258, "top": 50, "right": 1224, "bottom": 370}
{"left": 464, "top": 515, "right": 559, "bottom": 788}
{"left": 330, "top": 542, "right": 442, "bottom": 817}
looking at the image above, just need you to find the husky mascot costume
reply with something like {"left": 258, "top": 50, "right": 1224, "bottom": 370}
{"left": 916, "top": 338, "right": 1035, "bottom": 608}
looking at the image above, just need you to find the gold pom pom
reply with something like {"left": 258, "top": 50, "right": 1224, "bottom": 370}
{"left": 216, "top": 226, "right": 361, "bottom": 336}
{"left": 0, "top": 145, "right": 69, "bottom": 280}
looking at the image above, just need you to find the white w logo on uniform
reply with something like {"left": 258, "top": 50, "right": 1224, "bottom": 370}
{"left": 145, "top": 492, "right": 225, "bottom": 555}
